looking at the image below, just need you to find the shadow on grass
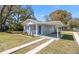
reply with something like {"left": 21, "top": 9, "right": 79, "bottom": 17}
{"left": 61, "top": 34, "right": 74, "bottom": 40}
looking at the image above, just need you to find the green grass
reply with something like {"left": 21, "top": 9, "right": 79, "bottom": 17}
{"left": 61, "top": 31, "right": 74, "bottom": 40}
{"left": 38, "top": 31, "right": 79, "bottom": 54}
{"left": 0, "top": 32, "right": 39, "bottom": 52}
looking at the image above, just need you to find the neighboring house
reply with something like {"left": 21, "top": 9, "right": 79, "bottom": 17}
{"left": 22, "top": 19, "right": 65, "bottom": 39}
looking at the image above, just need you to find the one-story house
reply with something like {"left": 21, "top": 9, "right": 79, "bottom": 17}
{"left": 22, "top": 19, "right": 65, "bottom": 39}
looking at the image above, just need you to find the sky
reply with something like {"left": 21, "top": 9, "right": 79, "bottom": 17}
{"left": 27, "top": 5, "right": 79, "bottom": 21}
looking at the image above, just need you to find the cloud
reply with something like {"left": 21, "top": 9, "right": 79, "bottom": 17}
{"left": 40, "top": 14, "right": 45, "bottom": 17}
{"left": 55, "top": 6, "right": 60, "bottom": 9}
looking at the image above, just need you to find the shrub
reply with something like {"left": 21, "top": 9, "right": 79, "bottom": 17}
{"left": 6, "top": 29, "right": 12, "bottom": 33}
{"left": 10, "top": 31, "right": 23, "bottom": 34}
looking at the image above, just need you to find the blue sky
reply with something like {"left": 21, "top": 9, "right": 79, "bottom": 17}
{"left": 31, "top": 5, "right": 79, "bottom": 21}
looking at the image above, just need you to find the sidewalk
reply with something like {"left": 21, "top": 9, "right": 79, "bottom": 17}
{"left": 73, "top": 32, "right": 79, "bottom": 45}
{"left": 26, "top": 38, "right": 56, "bottom": 54}
{"left": 0, "top": 37, "right": 46, "bottom": 54}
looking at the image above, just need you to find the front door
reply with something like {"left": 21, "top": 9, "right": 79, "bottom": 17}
{"left": 38, "top": 26, "right": 41, "bottom": 34}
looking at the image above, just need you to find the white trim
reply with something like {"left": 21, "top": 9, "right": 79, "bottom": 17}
{"left": 23, "top": 19, "right": 65, "bottom": 26}
{"left": 27, "top": 21, "right": 34, "bottom": 25}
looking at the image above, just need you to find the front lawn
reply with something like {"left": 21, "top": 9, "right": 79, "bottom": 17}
{"left": 61, "top": 31, "right": 74, "bottom": 40}
{"left": 38, "top": 31, "right": 79, "bottom": 54}
{"left": 0, "top": 32, "right": 39, "bottom": 52}
{"left": 11, "top": 39, "right": 49, "bottom": 54}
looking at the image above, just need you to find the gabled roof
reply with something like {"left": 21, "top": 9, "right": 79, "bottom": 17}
{"left": 22, "top": 19, "right": 65, "bottom": 27}
{"left": 22, "top": 19, "right": 39, "bottom": 25}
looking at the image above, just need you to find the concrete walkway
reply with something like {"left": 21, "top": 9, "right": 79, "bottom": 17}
{"left": 73, "top": 32, "right": 79, "bottom": 45}
{"left": 26, "top": 38, "right": 56, "bottom": 54}
{"left": 0, "top": 37, "right": 46, "bottom": 54}
{"left": 38, "top": 35, "right": 59, "bottom": 40}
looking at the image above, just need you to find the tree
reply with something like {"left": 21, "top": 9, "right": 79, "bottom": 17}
{"left": 0, "top": 5, "right": 13, "bottom": 31}
{"left": 8, "top": 5, "right": 36, "bottom": 31}
{"left": 49, "top": 10, "right": 72, "bottom": 24}
{"left": 0, "top": 5, "right": 36, "bottom": 31}
{"left": 67, "top": 18, "right": 79, "bottom": 30}
{"left": 20, "top": 5, "right": 36, "bottom": 22}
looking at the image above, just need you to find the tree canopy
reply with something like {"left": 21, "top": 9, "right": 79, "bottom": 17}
{"left": 67, "top": 18, "right": 79, "bottom": 29}
{"left": 0, "top": 6, "right": 79, "bottom": 31}
{"left": 0, "top": 5, "right": 35, "bottom": 31}
{"left": 49, "top": 10, "right": 72, "bottom": 24}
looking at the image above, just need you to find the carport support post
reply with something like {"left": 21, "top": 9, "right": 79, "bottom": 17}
{"left": 36, "top": 24, "right": 38, "bottom": 36}
{"left": 29, "top": 25, "right": 31, "bottom": 35}
{"left": 41, "top": 26, "right": 43, "bottom": 35}
{"left": 23, "top": 25, "right": 25, "bottom": 32}
{"left": 60, "top": 27, "right": 62, "bottom": 38}
{"left": 57, "top": 24, "right": 59, "bottom": 40}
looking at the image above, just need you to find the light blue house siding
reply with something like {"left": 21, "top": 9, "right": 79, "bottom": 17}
{"left": 22, "top": 19, "right": 65, "bottom": 39}
{"left": 41, "top": 25, "right": 55, "bottom": 35}
{"left": 24, "top": 24, "right": 56, "bottom": 35}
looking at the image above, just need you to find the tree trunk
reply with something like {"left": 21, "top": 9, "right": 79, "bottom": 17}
{"left": 0, "top": 5, "right": 6, "bottom": 31}
{"left": 0, "top": 5, "right": 13, "bottom": 31}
